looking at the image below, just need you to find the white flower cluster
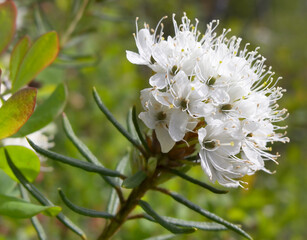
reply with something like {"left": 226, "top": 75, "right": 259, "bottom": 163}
{"left": 126, "top": 14, "right": 289, "bottom": 187}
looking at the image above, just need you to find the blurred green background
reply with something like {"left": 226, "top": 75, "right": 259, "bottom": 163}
{"left": 1, "top": 0, "right": 306, "bottom": 239}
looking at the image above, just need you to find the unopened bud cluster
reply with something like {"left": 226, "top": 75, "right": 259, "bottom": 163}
{"left": 127, "top": 14, "right": 289, "bottom": 187}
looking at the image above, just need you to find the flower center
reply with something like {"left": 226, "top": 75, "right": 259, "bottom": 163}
{"left": 203, "top": 140, "right": 218, "bottom": 150}
{"left": 208, "top": 77, "right": 216, "bottom": 86}
{"left": 221, "top": 104, "right": 233, "bottom": 112}
{"left": 150, "top": 55, "right": 155, "bottom": 64}
{"left": 180, "top": 99, "right": 188, "bottom": 110}
{"left": 156, "top": 111, "right": 167, "bottom": 121}
{"left": 171, "top": 65, "right": 178, "bottom": 75}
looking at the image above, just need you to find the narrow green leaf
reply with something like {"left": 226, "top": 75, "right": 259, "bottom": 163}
{"left": 126, "top": 108, "right": 138, "bottom": 140}
{"left": 93, "top": 87, "right": 146, "bottom": 156}
{"left": 12, "top": 31, "right": 60, "bottom": 92}
{"left": 5, "top": 150, "right": 87, "bottom": 240}
{"left": 157, "top": 165, "right": 191, "bottom": 185}
{"left": 0, "top": 194, "right": 61, "bottom": 218}
{"left": 58, "top": 189, "right": 114, "bottom": 219}
{"left": 27, "top": 138, "right": 124, "bottom": 178}
{"left": 15, "top": 84, "right": 67, "bottom": 137}
{"left": 107, "top": 154, "right": 128, "bottom": 215}
{"left": 34, "top": 3, "right": 53, "bottom": 34}
{"left": 162, "top": 191, "right": 252, "bottom": 240}
{"left": 62, "top": 113, "right": 118, "bottom": 188}
{"left": 0, "top": 0, "right": 16, "bottom": 54}
{"left": 62, "top": 113, "right": 101, "bottom": 166}
{"left": 18, "top": 185, "right": 47, "bottom": 240}
{"left": 0, "top": 146, "right": 40, "bottom": 183}
{"left": 9, "top": 36, "right": 31, "bottom": 83}
{"left": 139, "top": 200, "right": 196, "bottom": 234}
{"left": 132, "top": 106, "right": 150, "bottom": 153}
{"left": 143, "top": 214, "right": 227, "bottom": 231}
{"left": 167, "top": 169, "right": 228, "bottom": 194}
{"left": 31, "top": 216, "right": 47, "bottom": 240}
{"left": 0, "top": 88, "right": 37, "bottom": 140}
{"left": 122, "top": 170, "right": 147, "bottom": 189}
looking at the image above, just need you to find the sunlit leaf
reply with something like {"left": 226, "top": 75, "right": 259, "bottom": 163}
{"left": 0, "top": 146, "right": 40, "bottom": 183}
{"left": 14, "top": 84, "right": 67, "bottom": 137}
{"left": 5, "top": 150, "right": 87, "bottom": 240}
{"left": 0, "top": 194, "right": 61, "bottom": 218}
{"left": 0, "top": 88, "right": 37, "bottom": 140}
{"left": 0, "top": 0, "right": 16, "bottom": 54}
{"left": 9, "top": 36, "right": 31, "bottom": 83}
{"left": 12, "top": 31, "right": 59, "bottom": 92}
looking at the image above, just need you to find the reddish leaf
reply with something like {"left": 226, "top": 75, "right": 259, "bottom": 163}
{"left": 0, "top": 88, "right": 37, "bottom": 140}
{"left": 0, "top": 0, "right": 17, "bottom": 55}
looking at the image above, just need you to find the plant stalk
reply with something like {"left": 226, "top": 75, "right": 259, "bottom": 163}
{"left": 97, "top": 171, "right": 159, "bottom": 240}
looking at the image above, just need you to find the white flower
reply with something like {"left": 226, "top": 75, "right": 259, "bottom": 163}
{"left": 1, "top": 124, "right": 57, "bottom": 172}
{"left": 139, "top": 88, "right": 175, "bottom": 153}
{"left": 129, "top": 14, "right": 289, "bottom": 187}
{"left": 198, "top": 120, "right": 247, "bottom": 188}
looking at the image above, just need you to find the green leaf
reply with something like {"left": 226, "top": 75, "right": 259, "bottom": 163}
{"left": 164, "top": 191, "right": 252, "bottom": 240}
{"left": 167, "top": 169, "right": 228, "bottom": 194}
{"left": 27, "top": 138, "right": 124, "bottom": 178}
{"left": 0, "top": 88, "right": 37, "bottom": 140}
{"left": 5, "top": 149, "right": 87, "bottom": 240}
{"left": 122, "top": 170, "right": 147, "bottom": 189}
{"left": 62, "top": 113, "right": 101, "bottom": 166}
{"left": 0, "top": 170, "right": 16, "bottom": 195}
{"left": 9, "top": 36, "right": 31, "bottom": 83}
{"left": 132, "top": 106, "right": 150, "bottom": 153}
{"left": 0, "top": 0, "right": 16, "bottom": 54}
{"left": 14, "top": 84, "right": 67, "bottom": 137}
{"left": 12, "top": 31, "right": 59, "bottom": 92}
{"left": 62, "top": 113, "right": 118, "bottom": 189}
{"left": 18, "top": 185, "right": 47, "bottom": 240}
{"left": 0, "top": 194, "right": 61, "bottom": 218}
{"left": 139, "top": 200, "right": 196, "bottom": 234}
{"left": 0, "top": 146, "right": 40, "bottom": 183}
{"left": 58, "top": 189, "right": 114, "bottom": 219}
{"left": 151, "top": 215, "right": 227, "bottom": 231}
{"left": 31, "top": 215, "right": 47, "bottom": 240}
{"left": 126, "top": 108, "right": 138, "bottom": 141}
{"left": 107, "top": 154, "right": 128, "bottom": 215}
{"left": 93, "top": 87, "right": 146, "bottom": 156}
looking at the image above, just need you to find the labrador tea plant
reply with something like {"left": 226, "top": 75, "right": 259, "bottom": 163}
{"left": 0, "top": 2, "right": 288, "bottom": 239}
